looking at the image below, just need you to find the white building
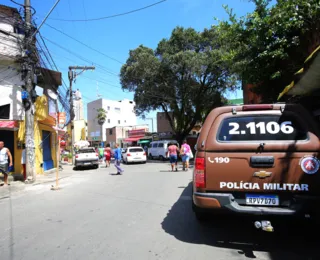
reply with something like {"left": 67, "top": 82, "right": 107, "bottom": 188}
{"left": 87, "top": 98, "right": 137, "bottom": 142}
{"left": 0, "top": 5, "right": 25, "bottom": 121}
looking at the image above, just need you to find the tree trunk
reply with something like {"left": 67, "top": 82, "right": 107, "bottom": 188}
{"left": 174, "top": 132, "right": 187, "bottom": 146}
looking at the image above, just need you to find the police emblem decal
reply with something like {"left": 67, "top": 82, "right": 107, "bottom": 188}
{"left": 300, "top": 156, "right": 320, "bottom": 175}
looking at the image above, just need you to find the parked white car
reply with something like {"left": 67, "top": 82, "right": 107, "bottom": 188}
{"left": 148, "top": 140, "right": 179, "bottom": 160}
{"left": 75, "top": 147, "right": 99, "bottom": 169}
{"left": 122, "top": 147, "right": 147, "bottom": 164}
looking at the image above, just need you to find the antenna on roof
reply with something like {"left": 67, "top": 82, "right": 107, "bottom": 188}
{"left": 96, "top": 81, "right": 102, "bottom": 98}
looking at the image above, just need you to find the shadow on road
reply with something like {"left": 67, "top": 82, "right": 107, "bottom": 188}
{"left": 161, "top": 182, "right": 320, "bottom": 259}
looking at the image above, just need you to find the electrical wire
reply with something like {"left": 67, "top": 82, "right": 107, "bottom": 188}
{"left": 41, "top": 35, "right": 121, "bottom": 77}
{"left": 44, "top": 23, "right": 124, "bottom": 65}
{"left": 46, "top": 0, "right": 167, "bottom": 22}
{"left": 10, "top": 0, "right": 37, "bottom": 15}
{"left": 41, "top": 37, "right": 178, "bottom": 102}
{"left": 35, "top": 41, "right": 71, "bottom": 124}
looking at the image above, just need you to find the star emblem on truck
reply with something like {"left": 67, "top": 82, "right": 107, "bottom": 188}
{"left": 253, "top": 171, "right": 272, "bottom": 179}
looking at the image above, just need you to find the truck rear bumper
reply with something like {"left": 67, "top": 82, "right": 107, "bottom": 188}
{"left": 193, "top": 192, "right": 320, "bottom": 216}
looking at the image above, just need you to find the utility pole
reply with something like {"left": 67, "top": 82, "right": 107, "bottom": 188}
{"left": 68, "top": 66, "right": 95, "bottom": 164}
{"left": 23, "top": 0, "right": 61, "bottom": 182}
{"left": 23, "top": 0, "right": 36, "bottom": 182}
{"left": 146, "top": 118, "right": 154, "bottom": 133}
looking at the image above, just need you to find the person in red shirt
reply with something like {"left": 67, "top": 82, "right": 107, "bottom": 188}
{"left": 167, "top": 142, "right": 179, "bottom": 172}
{"left": 104, "top": 143, "right": 112, "bottom": 167}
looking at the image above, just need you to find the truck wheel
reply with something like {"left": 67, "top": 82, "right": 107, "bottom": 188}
{"left": 159, "top": 155, "right": 165, "bottom": 161}
{"left": 149, "top": 154, "right": 153, "bottom": 160}
{"left": 192, "top": 199, "right": 208, "bottom": 222}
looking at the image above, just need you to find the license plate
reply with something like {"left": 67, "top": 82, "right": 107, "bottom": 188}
{"left": 84, "top": 162, "right": 91, "bottom": 165}
{"left": 245, "top": 195, "right": 279, "bottom": 206}
{"left": 134, "top": 157, "right": 141, "bottom": 159}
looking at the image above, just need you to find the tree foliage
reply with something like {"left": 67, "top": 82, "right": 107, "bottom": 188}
{"left": 120, "top": 27, "right": 236, "bottom": 142}
{"left": 216, "top": 0, "right": 320, "bottom": 102}
{"left": 96, "top": 108, "right": 107, "bottom": 125}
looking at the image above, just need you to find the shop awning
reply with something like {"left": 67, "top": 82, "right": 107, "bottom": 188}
{"left": 138, "top": 139, "right": 152, "bottom": 144}
{"left": 123, "top": 136, "right": 144, "bottom": 142}
{"left": 0, "top": 120, "right": 18, "bottom": 131}
{"left": 278, "top": 45, "right": 320, "bottom": 100}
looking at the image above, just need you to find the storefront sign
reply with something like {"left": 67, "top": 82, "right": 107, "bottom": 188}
{"left": 128, "top": 129, "right": 146, "bottom": 137}
{"left": 58, "top": 112, "right": 66, "bottom": 128}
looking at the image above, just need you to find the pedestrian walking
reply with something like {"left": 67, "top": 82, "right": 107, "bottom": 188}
{"left": 180, "top": 140, "right": 191, "bottom": 171}
{"left": 21, "top": 144, "right": 26, "bottom": 181}
{"left": 113, "top": 143, "right": 124, "bottom": 175}
{"left": 104, "top": 143, "right": 112, "bottom": 167}
{"left": 167, "top": 142, "right": 179, "bottom": 172}
{"left": 0, "top": 141, "right": 13, "bottom": 186}
{"left": 98, "top": 147, "right": 104, "bottom": 162}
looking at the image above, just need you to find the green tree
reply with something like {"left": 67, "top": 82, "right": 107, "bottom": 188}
{"left": 96, "top": 108, "right": 107, "bottom": 125}
{"left": 216, "top": 0, "right": 320, "bottom": 102}
{"left": 120, "top": 27, "right": 236, "bottom": 143}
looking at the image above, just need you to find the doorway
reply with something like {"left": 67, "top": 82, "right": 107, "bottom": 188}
{"left": 0, "top": 130, "right": 14, "bottom": 168}
{"left": 42, "top": 130, "right": 53, "bottom": 170}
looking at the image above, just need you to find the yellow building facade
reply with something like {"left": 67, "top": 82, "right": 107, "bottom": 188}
{"left": 73, "top": 120, "right": 86, "bottom": 142}
{"left": 16, "top": 95, "right": 58, "bottom": 175}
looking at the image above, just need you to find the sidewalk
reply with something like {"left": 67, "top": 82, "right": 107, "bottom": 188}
{"left": 0, "top": 163, "right": 75, "bottom": 199}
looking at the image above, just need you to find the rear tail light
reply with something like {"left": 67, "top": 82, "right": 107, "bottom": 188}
{"left": 195, "top": 157, "right": 205, "bottom": 188}
{"left": 76, "top": 155, "right": 78, "bottom": 158}
{"left": 127, "top": 153, "right": 131, "bottom": 156}
{"left": 143, "top": 152, "right": 146, "bottom": 156}
{"left": 243, "top": 104, "right": 273, "bottom": 111}
{"left": 96, "top": 153, "right": 99, "bottom": 157}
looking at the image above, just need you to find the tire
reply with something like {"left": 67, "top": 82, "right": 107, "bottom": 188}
{"left": 142, "top": 161, "right": 147, "bottom": 164}
{"left": 95, "top": 165, "right": 99, "bottom": 169}
{"left": 159, "top": 155, "right": 165, "bottom": 161}
{"left": 192, "top": 197, "right": 209, "bottom": 222}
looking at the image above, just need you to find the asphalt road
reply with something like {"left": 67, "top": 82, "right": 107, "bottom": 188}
{"left": 0, "top": 161, "right": 319, "bottom": 260}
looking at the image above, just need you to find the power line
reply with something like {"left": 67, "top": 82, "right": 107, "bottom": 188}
{"left": 32, "top": 0, "right": 61, "bottom": 37}
{"left": 10, "top": 0, "right": 37, "bottom": 15}
{"left": 44, "top": 23, "right": 124, "bottom": 65}
{"left": 45, "top": 0, "right": 167, "bottom": 22}
{"left": 41, "top": 35, "right": 120, "bottom": 77}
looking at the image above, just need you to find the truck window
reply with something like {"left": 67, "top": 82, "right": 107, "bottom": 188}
{"left": 217, "top": 115, "right": 308, "bottom": 142}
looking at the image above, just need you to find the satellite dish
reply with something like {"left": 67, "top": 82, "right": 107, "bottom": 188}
{"left": 47, "top": 89, "right": 58, "bottom": 100}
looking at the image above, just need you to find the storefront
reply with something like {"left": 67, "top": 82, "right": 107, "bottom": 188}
{"left": 18, "top": 95, "right": 58, "bottom": 174}
{"left": 123, "top": 129, "right": 146, "bottom": 146}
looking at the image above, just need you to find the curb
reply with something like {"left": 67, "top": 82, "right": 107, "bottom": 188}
{"left": 32, "top": 175, "right": 72, "bottom": 186}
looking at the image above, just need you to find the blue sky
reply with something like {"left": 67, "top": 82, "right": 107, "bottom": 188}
{"left": 4, "top": 0, "right": 265, "bottom": 130}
